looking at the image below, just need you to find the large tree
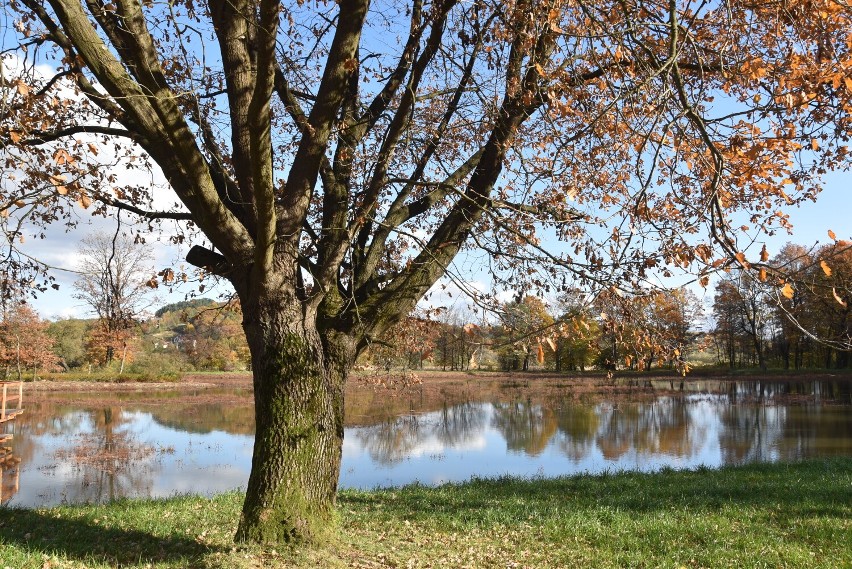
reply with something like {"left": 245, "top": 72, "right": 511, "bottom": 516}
{"left": 74, "top": 231, "right": 156, "bottom": 365}
{"left": 2, "top": 0, "right": 851, "bottom": 543}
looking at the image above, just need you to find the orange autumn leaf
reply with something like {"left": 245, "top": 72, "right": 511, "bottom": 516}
{"left": 53, "top": 148, "right": 74, "bottom": 165}
{"left": 49, "top": 174, "right": 68, "bottom": 195}
{"left": 781, "top": 282, "right": 794, "bottom": 299}
{"left": 820, "top": 260, "right": 832, "bottom": 277}
{"left": 760, "top": 244, "right": 769, "bottom": 262}
{"left": 832, "top": 288, "right": 847, "bottom": 308}
{"left": 828, "top": 229, "right": 837, "bottom": 241}
{"left": 759, "top": 267, "right": 767, "bottom": 282}
{"left": 536, "top": 343, "right": 545, "bottom": 364}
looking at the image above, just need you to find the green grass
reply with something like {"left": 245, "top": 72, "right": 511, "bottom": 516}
{"left": 2, "top": 459, "right": 850, "bottom": 568}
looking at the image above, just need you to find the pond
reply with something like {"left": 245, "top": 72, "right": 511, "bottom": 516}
{"left": 2, "top": 378, "right": 851, "bottom": 507}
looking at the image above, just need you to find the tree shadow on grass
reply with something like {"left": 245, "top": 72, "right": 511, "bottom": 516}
{"left": 0, "top": 507, "right": 221, "bottom": 566}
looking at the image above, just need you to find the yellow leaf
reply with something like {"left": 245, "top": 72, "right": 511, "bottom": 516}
{"left": 546, "top": 337, "right": 557, "bottom": 352}
{"left": 820, "top": 260, "right": 832, "bottom": 277}
{"left": 781, "top": 283, "right": 794, "bottom": 299}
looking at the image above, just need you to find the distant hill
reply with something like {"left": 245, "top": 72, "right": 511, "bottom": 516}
{"left": 154, "top": 298, "right": 217, "bottom": 318}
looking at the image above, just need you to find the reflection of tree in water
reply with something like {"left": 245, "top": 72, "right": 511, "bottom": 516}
{"left": 719, "top": 401, "right": 783, "bottom": 464}
{"left": 719, "top": 395, "right": 852, "bottom": 464}
{"left": 433, "top": 402, "right": 485, "bottom": 446}
{"left": 149, "top": 401, "right": 255, "bottom": 435}
{"left": 354, "top": 402, "right": 486, "bottom": 464}
{"left": 552, "top": 404, "right": 599, "bottom": 461}
{"left": 491, "top": 401, "right": 558, "bottom": 456}
{"left": 595, "top": 397, "right": 700, "bottom": 460}
{"left": 7, "top": 400, "right": 95, "bottom": 471}
{"left": 778, "top": 404, "right": 852, "bottom": 459}
{"left": 51, "top": 407, "right": 162, "bottom": 503}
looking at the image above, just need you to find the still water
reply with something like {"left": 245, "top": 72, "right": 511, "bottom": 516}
{"left": 2, "top": 380, "right": 851, "bottom": 507}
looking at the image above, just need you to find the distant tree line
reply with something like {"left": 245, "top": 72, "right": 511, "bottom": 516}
{"left": 4, "top": 239, "right": 848, "bottom": 379}
{"left": 711, "top": 242, "right": 852, "bottom": 370}
{"left": 362, "top": 287, "right": 704, "bottom": 374}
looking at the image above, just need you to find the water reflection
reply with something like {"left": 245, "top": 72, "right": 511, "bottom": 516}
{"left": 3, "top": 379, "right": 852, "bottom": 506}
{"left": 353, "top": 402, "right": 486, "bottom": 464}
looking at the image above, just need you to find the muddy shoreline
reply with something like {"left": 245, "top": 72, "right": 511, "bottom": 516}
{"left": 24, "top": 369, "right": 852, "bottom": 391}
{"left": 19, "top": 370, "right": 852, "bottom": 415}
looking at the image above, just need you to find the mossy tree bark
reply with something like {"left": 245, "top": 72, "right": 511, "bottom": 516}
{"left": 234, "top": 294, "right": 355, "bottom": 543}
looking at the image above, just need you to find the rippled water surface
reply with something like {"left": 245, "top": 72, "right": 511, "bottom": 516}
{"left": 2, "top": 379, "right": 851, "bottom": 507}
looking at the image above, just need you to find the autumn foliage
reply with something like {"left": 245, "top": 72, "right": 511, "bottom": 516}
{"left": 0, "top": 304, "right": 58, "bottom": 379}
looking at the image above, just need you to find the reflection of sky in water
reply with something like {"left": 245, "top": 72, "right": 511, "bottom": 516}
{"left": 4, "top": 384, "right": 852, "bottom": 507}
{"left": 6, "top": 411, "right": 255, "bottom": 507}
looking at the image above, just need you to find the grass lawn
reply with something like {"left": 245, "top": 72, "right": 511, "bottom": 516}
{"left": 1, "top": 458, "right": 850, "bottom": 568}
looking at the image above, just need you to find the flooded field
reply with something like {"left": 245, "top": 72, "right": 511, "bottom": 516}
{"left": 2, "top": 374, "right": 851, "bottom": 507}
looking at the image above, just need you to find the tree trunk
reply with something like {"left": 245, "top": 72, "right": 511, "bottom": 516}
{"left": 235, "top": 300, "right": 353, "bottom": 544}
{"left": 15, "top": 336, "right": 22, "bottom": 381}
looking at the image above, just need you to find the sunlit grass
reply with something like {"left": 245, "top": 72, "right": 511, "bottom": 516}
{"left": 2, "top": 458, "right": 850, "bottom": 568}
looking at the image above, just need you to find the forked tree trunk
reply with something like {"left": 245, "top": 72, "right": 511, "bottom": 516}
{"left": 235, "top": 299, "right": 354, "bottom": 543}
